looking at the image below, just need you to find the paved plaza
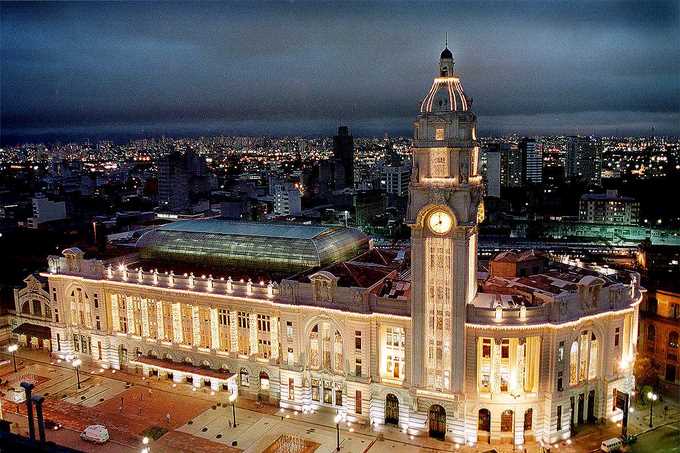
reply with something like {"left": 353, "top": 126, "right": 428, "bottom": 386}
{"left": 1, "top": 349, "right": 678, "bottom": 452}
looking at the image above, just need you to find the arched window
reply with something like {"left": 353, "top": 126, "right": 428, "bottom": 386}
{"left": 260, "top": 371, "right": 270, "bottom": 391}
{"left": 478, "top": 408, "right": 491, "bottom": 432}
{"left": 669, "top": 332, "right": 679, "bottom": 349}
{"left": 569, "top": 340, "right": 578, "bottom": 385}
{"left": 43, "top": 303, "right": 52, "bottom": 320}
{"left": 647, "top": 325, "right": 656, "bottom": 341}
{"left": 21, "top": 302, "right": 31, "bottom": 315}
{"left": 310, "top": 324, "right": 320, "bottom": 369}
{"left": 500, "top": 410, "right": 513, "bottom": 432}
{"left": 32, "top": 300, "right": 42, "bottom": 316}
{"left": 334, "top": 330, "right": 343, "bottom": 372}
{"left": 240, "top": 368, "right": 250, "bottom": 387}
{"left": 309, "top": 322, "right": 343, "bottom": 373}
{"left": 588, "top": 333, "right": 598, "bottom": 380}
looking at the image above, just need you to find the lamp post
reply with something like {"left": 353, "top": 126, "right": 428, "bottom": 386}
{"left": 647, "top": 391, "right": 658, "bottom": 428}
{"left": 72, "top": 358, "right": 82, "bottom": 390}
{"left": 334, "top": 413, "right": 342, "bottom": 451}
{"left": 7, "top": 344, "right": 18, "bottom": 373}
{"left": 229, "top": 392, "right": 237, "bottom": 427}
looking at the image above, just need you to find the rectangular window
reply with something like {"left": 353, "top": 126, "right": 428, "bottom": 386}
{"left": 615, "top": 327, "right": 620, "bottom": 347}
{"left": 482, "top": 338, "right": 491, "bottom": 359}
{"left": 218, "top": 309, "right": 228, "bottom": 325}
{"left": 557, "top": 406, "right": 562, "bottom": 430}
{"left": 323, "top": 381, "right": 332, "bottom": 404}
{"left": 557, "top": 371, "right": 563, "bottom": 392}
{"left": 56, "top": 333, "right": 61, "bottom": 351}
{"left": 558, "top": 341, "right": 564, "bottom": 362}
{"left": 238, "top": 312, "right": 249, "bottom": 329}
{"left": 286, "top": 321, "right": 293, "bottom": 339}
{"left": 73, "top": 334, "right": 79, "bottom": 352}
{"left": 435, "top": 128, "right": 445, "bottom": 140}
{"left": 287, "top": 347, "right": 294, "bottom": 365}
{"left": 94, "top": 296, "right": 99, "bottom": 309}
{"left": 355, "top": 390, "right": 362, "bottom": 414}
{"left": 355, "top": 331, "right": 362, "bottom": 350}
{"left": 288, "top": 378, "right": 295, "bottom": 401}
{"left": 257, "top": 314, "right": 271, "bottom": 332}
{"left": 335, "top": 386, "right": 342, "bottom": 407}
{"left": 355, "top": 358, "right": 362, "bottom": 377}
{"left": 54, "top": 309, "right": 59, "bottom": 323}
{"left": 501, "top": 339, "right": 510, "bottom": 359}
{"left": 95, "top": 316, "right": 101, "bottom": 331}
{"left": 97, "top": 341, "right": 102, "bottom": 360}
{"left": 258, "top": 339, "right": 272, "bottom": 359}
{"left": 311, "top": 379, "right": 320, "bottom": 402}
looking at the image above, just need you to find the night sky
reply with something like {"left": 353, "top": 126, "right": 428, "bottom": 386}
{"left": 1, "top": 1, "right": 679, "bottom": 143}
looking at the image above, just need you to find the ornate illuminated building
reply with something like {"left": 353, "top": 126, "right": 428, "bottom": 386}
{"left": 11, "top": 48, "right": 641, "bottom": 447}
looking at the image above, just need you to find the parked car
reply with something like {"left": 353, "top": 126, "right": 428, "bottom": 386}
{"left": 80, "top": 425, "right": 109, "bottom": 444}
{"left": 44, "top": 419, "right": 63, "bottom": 431}
{"left": 601, "top": 437, "right": 623, "bottom": 452}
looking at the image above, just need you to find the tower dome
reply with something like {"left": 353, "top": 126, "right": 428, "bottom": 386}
{"left": 419, "top": 47, "right": 470, "bottom": 114}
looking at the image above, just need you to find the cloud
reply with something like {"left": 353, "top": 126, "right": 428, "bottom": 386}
{"left": 1, "top": 0, "right": 678, "bottom": 141}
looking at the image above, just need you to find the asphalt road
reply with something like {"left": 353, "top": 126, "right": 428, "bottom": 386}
{"left": 631, "top": 423, "right": 680, "bottom": 453}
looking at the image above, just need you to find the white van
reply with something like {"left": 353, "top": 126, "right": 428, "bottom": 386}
{"left": 601, "top": 437, "right": 623, "bottom": 452}
{"left": 80, "top": 424, "right": 110, "bottom": 444}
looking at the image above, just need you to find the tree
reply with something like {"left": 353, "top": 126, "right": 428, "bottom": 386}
{"left": 634, "top": 354, "right": 659, "bottom": 389}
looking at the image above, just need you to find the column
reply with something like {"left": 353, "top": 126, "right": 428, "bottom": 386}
{"left": 172, "top": 302, "right": 183, "bottom": 344}
{"left": 156, "top": 300, "right": 164, "bottom": 341}
{"left": 229, "top": 310, "right": 238, "bottom": 353}
{"left": 270, "top": 316, "right": 279, "bottom": 360}
{"left": 403, "top": 326, "right": 411, "bottom": 385}
{"left": 192, "top": 305, "right": 201, "bottom": 347}
{"left": 210, "top": 307, "right": 220, "bottom": 350}
{"left": 111, "top": 294, "right": 120, "bottom": 332}
{"left": 249, "top": 313, "right": 258, "bottom": 356}
{"left": 126, "top": 296, "right": 135, "bottom": 335}
{"left": 492, "top": 338, "right": 501, "bottom": 394}
{"left": 517, "top": 338, "right": 526, "bottom": 394}
{"left": 140, "top": 298, "right": 150, "bottom": 338}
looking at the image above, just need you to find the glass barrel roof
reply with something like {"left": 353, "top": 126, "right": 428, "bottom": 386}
{"left": 135, "top": 219, "right": 370, "bottom": 273}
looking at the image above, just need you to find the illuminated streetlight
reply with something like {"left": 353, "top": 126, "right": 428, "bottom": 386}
{"left": 647, "top": 391, "right": 658, "bottom": 428}
{"left": 7, "top": 344, "right": 18, "bottom": 373}
{"left": 334, "top": 413, "right": 342, "bottom": 451}
{"left": 72, "top": 358, "right": 82, "bottom": 389}
{"left": 229, "top": 392, "right": 237, "bottom": 427}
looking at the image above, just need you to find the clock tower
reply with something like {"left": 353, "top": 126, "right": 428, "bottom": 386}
{"left": 408, "top": 46, "right": 483, "bottom": 395}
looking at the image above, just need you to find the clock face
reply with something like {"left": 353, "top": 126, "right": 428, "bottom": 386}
{"left": 428, "top": 210, "right": 453, "bottom": 234}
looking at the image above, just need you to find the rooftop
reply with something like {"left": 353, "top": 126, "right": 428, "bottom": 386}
{"left": 135, "top": 219, "right": 370, "bottom": 274}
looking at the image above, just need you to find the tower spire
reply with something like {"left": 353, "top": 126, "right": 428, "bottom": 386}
{"left": 445, "top": 32, "right": 448, "bottom": 48}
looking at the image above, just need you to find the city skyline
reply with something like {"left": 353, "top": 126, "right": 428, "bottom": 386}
{"left": 2, "top": 0, "right": 679, "bottom": 145}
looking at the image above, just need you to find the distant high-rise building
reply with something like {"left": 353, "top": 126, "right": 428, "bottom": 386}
{"left": 566, "top": 136, "right": 602, "bottom": 186}
{"left": 319, "top": 126, "right": 355, "bottom": 197}
{"left": 333, "top": 126, "right": 354, "bottom": 189}
{"left": 497, "top": 143, "right": 522, "bottom": 188}
{"left": 484, "top": 146, "right": 501, "bottom": 197}
{"left": 519, "top": 138, "right": 543, "bottom": 184}
{"left": 158, "top": 150, "right": 210, "bottom": 213}
{"left": 273, "top": 182, "right": 302, "bottom": 216}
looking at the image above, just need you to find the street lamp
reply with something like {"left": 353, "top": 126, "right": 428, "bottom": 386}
{"left": 647, "top": 391, "right": 658, "bottom": 428}
{"left": 229, "top": 392, "right": 237, "bottom": 427}
{"left": 72, "top": 358, "right": 82, "bottom": 390}
{"left": 141, "top": 435, "right": 150, "bottom": 453}
{"left": 334, "top": 413, "right": 342, "bottom": 452}
{"left": 7, "top": 344, "right": 18, "bottom": 373}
